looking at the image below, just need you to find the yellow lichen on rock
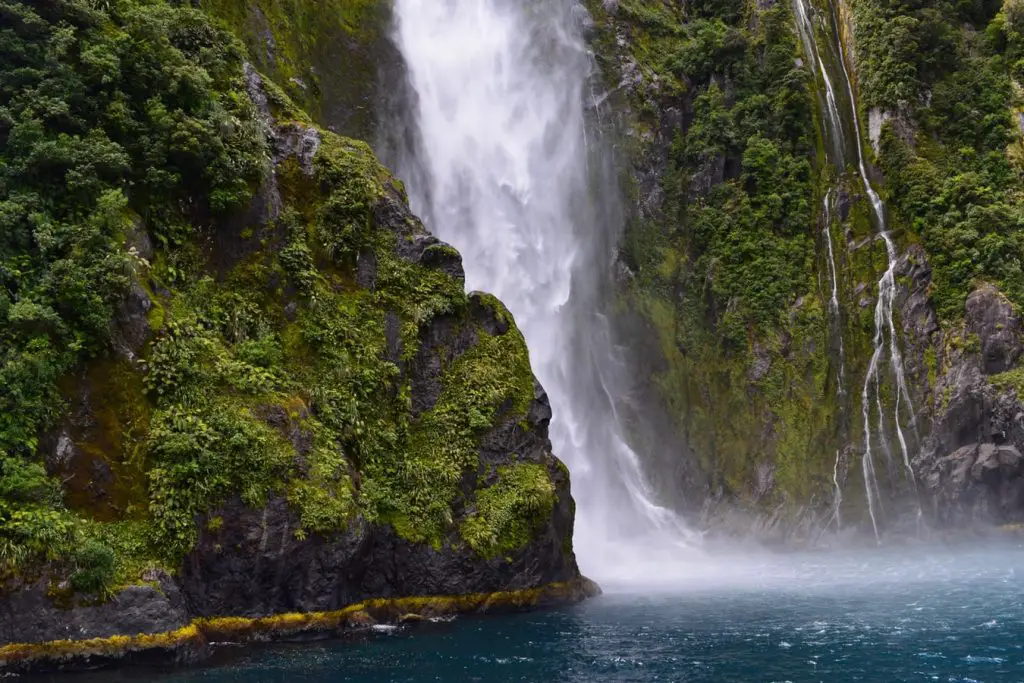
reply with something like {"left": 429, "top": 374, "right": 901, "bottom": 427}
{"left": 0, "top": 580, "right": 599, "bottom": 673}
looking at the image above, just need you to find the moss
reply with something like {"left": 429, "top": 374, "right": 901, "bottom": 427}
{"left": 3, "top": 0, "right": 556, "bottom": 594}
{"left": 201, "top": 0, "right": 390, "bottom": 139}
{"left": 925, "top": 345, "right": 939, "bottom": 390}
{"left": 990, "top": 366, "right": 1024, "bottom": 396}
{"left": 361, "top": 315, "right": 536, "bottom": 547}
{"left": 0, "top": 624, "right": 202, "bottom": 668}
{"left": 461, "top": 463, "right": 556, "bottom": 558}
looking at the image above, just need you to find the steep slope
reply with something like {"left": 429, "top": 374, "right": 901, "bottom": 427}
{"left": 0, "top": 0, "right": 591, "bottom": 673}
{"left": 586, "top": 0, "right": 1024, "bottom": 540}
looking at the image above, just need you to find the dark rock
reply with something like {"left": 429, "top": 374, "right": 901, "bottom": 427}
{"left": 125, "top": 220, "right": 154, "bottom": 262}
{"left": 922, "top": 442, "right": 1024, "bottom": 526}
{"left": 748, "top": 342, "right": 772, "bottom": 382}
{"left": 688, "top": 154, "right": 726, "bottom": 196}
{"left": 526, "top": 381, "right": 553, "bottom": 432}
{"left": 43, "top": 430, "right": 79, "bottom": 473}
{"left": 356, "top": 248, "right": 377, "bottom": 289}
{"left": 0, "top": 575, "right": 188, "bottom": 646}
{"left": 468, "top": 292, "right": 511, "bottom": 336}
{"left": 0, "top": 55, "right": 587, "bottom": 673}
{"left": 111, "top": 281, "right": 152, "bottom": 362}
{"left": 965, "top": 284, "right": 1022, "bottom": 375}
{"left": 836, "top": 189, "right": 851, "bottom": 221}
{"left": 384, "top": 311, "right": 403, "bottom": 364}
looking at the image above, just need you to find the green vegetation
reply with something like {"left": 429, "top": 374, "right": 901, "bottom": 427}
{"left": 857, "top": 0, "right": 1024, "bottom": 319}
{"left": 614, "top": 0, "right": 814, "bottom": 344}
{"left": 592, "top": 0, "right": 1024, "bottom": 524}
{"left": 590, "top": 0, "right": 835, "bottom": 510}
{"left": 0, "top": 0, "right": 264, "bottom": 585}
{"left": 461, "top": 463, "right": 556, "bottom": 558}
{"left": 0, "top": 0, "right": 556, "bottom": 597}
{"left": 201, "top": 0, "right": 389, "bottom": 139}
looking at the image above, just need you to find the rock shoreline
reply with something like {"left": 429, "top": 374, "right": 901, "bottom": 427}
{"left": 0, "top": 578, "right": 600, "bottom": 676}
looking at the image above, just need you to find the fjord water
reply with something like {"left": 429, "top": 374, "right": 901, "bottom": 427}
{"left": 83, "top": 544, "right": 1024, "bottom": 682}
{"left": 386, "top": 0, "right": 696, "bottom": 580}
{"left": 108, "top": 4, "right": 1024, "bottom": 682}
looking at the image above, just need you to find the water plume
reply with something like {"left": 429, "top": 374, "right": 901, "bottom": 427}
{"left": 386, "top": 0, "right": 698, "bottom": 581}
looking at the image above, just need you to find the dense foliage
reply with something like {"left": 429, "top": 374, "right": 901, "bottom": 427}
{"left": 587, "top": 0, "right": 842, "bottom": 509}
{"left": 0, "top": 0, "right": 552, "bottom": 596}
{"left": 856, "top": 0, "right": 1024, "bottom": 319}
{"left": 0, "top": 0, "right": 265, "bottom": 588}
{"left": 612, "top": 0, "right": 815, "bottom": 347}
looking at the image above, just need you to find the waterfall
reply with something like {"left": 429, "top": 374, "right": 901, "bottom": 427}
{"left": 829, "top": 2, "right": 921, "bottom": 533}
{"left": 793, "top": 0, "right": 920, "bottom": 539}
{"left": 822, "top": 189, "right": 845, "bottom": 397}
{"left": 387, "top": 0, "right": 696, "bottom": 581}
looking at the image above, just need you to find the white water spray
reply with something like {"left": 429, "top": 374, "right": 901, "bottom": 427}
{"left": 389, "top": 0, "right": 697, "bottom": 581}
{"left": 793, "top": 0, "right": 846, "bottom": 168}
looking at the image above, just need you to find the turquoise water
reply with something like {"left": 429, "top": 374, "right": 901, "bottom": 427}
{"left": 59, "top": 544, "right": 1024, "bottom": 682}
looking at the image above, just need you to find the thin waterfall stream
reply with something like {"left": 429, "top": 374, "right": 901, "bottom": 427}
{"left": 793, "top": 0, "right": 922, "bottom": 539}
{"left": 387, "top": 0, "right": 697, "bottom": 581}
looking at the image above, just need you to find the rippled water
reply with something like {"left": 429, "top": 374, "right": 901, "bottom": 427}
{"left": 54, "top": 543, "right": 1024, "bottom": 683}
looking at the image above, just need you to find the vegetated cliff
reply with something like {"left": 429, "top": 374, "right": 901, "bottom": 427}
{"left": 585, "top": 0, "right": 1024, "bottom": 541}
{"left": 0, "top": 0, "right": 591, "bottom": 672}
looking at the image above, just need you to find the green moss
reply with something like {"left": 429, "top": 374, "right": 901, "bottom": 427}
{"left": 201, "top": 0, "right": 389, "bottom": 138}
{"left": 990, "top": 366, "right": 1024, "bottom": 396}
{"left": 925, "top": 345, "right": 939, "bottom": 389}
{"left": 2, "top": 0, "right": 557, "bottom": 594}
{"left": 361, "top": 314, "right": 536, "bottom": 547}
{"left": 461, "top": 463, "right": 556, "bottom": 558}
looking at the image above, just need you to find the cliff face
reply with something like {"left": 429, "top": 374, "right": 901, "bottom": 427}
{"left": 585, "top": 0, "right": 1024, "bottom": 540}
{"left": 0, "top": 0, "right": 589, "bottom": 672}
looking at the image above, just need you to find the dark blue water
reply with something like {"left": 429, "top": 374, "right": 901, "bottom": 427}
{"left": 64, "top": 544, "right": 1024, "bottom": 682}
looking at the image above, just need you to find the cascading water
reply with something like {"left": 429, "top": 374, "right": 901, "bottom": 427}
{"left": 793, "top": 0, "right": 921, "bottom": 539}
{"left": 387, "top": 0, "right": 697, "bottom": 581}
{"left": 821, "top": 188, "right": 845, "bottom": 396}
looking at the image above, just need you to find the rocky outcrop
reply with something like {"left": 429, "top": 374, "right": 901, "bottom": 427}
{"left": 912, "top": 283, "right": 1024, "bottom": 527}
{"left": 1, "top": 58, "right": 591, "bottom": 675}
{"left": 584, "top": 0, "right": 1024, "bottom": 542}
{"left": 0, "top": 574, "right": 189, "bottom": 648}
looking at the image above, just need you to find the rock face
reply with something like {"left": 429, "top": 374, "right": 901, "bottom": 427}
{"left": 0, "top": 49, "right": 589, "bottom": 673}
{"left": 583, "top": 0, "right": 1024, "bottom": 540}
{"left": 0, "top": 576, "right": 189, "bottom": 647}
{"left": 911, "top": 283, "right": 1024, "bottom": 528}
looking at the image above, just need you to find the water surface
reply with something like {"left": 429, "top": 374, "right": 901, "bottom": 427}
{"left": 62, "top": 543, "right": 1024, "bottom": 683}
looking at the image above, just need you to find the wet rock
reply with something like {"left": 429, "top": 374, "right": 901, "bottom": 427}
{"left": 111, "top": 281, "right": 153, "bottom": 362}
{"left": 754, "top": 463, "right": 775, "bottom": 500}
{"left": 922, "top": 442, "right": 1024, "bottom": 526}
{"left": 913, "top": 276, "right": 1024, "bottom": 527}
{"left": 748, "top": 342, "right": 772, "bottom": 382}
{"left": 356, "top": 248, "right": 377, "bottom": 289}
{"left": 125, "top": 220, "right": 154, "bottom": 262}
{"left": 0, "top": 575, "right": 188, "bottom": 646}
{"left": 964, "top": 284, "right": 1022, "bottom": 375}
{"left": 43, "top": 430, "right": 79, "bottom": 473}
{"left": 688, "top": 154, "right": 726, "bottom": 196}
{"left": 868, "top": 106, "right": 916, "bottom": 153}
